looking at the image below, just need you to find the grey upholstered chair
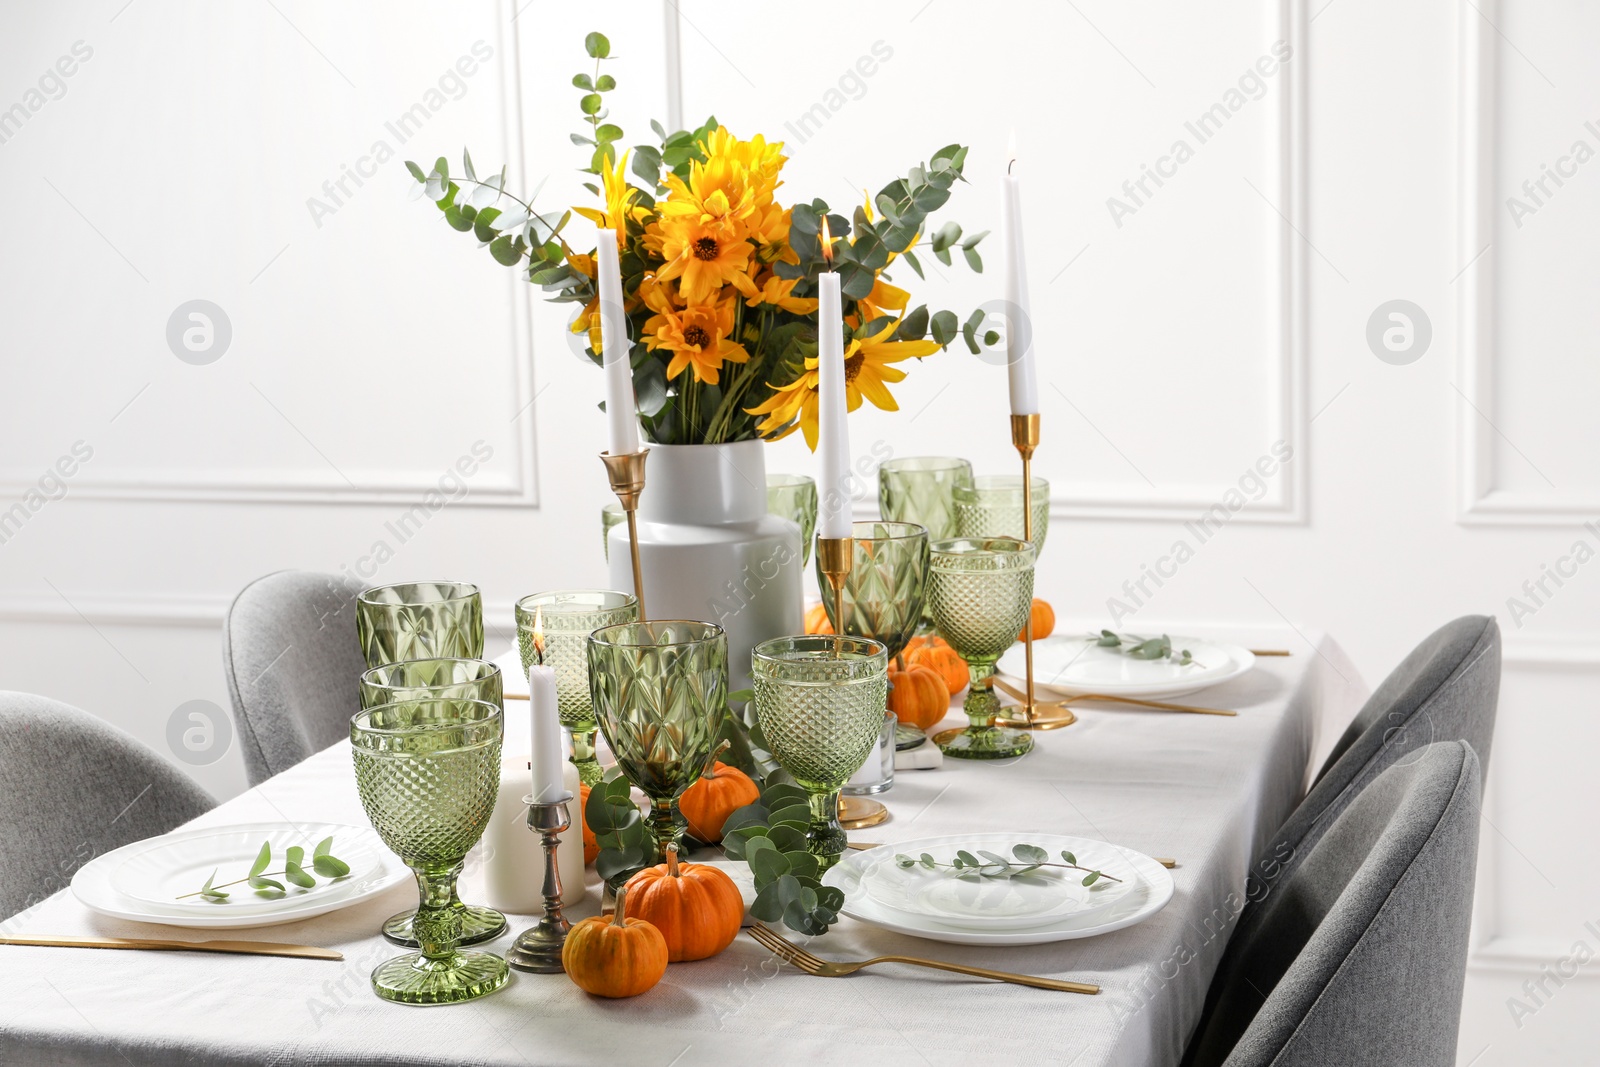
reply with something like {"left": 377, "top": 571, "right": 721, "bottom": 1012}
{"left": 221, "top": 570, "right": 367, "bottom": 785}
{"left": 1183, "top": 741, "right": 1482, "bottom": 1067}
{"left": 0, "top": 692, "right": 215, "bottom": 921}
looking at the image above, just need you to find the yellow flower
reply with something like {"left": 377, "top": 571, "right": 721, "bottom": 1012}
{"left": 703, "top": 126, "right": 785, "bottom": 203}
{"left": 746, "top": 368, "right": 819, "bottom": 447}
{"left": 659, "top": 156, "right": 758, "bottom": 230}
{"left": 731, "top": 269, "right": 818, "bottom": 314}
{"left": 642, "top": 289, "right": 749, "bottom": 385}
{"left": 860, "top": 276, "right": 910, "bottom": 319}
{"left": 573, "top": 150, "right": 646, "bottom": 244}
{"left": 651, "top": 214, "right": 753, "bottom": 304}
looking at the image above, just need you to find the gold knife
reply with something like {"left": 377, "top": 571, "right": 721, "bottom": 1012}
{"left": 0, "top": 935, "right": 342, "bottom": 960}
{"left": 993, "top": 675, "right": 1236, "bottom": 717}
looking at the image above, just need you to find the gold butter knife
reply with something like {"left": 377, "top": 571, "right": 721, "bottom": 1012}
{"left": 0, "top": 935, "right": 342, "bottom": 960}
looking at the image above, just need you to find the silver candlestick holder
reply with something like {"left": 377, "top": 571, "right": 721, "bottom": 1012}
{"left": 505, "top": 792, "right": 574, "bottom": 973}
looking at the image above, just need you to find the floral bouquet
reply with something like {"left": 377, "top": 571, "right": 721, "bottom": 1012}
{"left": 407, "top": 30, "right": 989, "bottom": 448}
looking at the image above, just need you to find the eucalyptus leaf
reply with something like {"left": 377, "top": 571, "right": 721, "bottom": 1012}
{"left": 249, "top": 842, "right": 271, "bottom": 878}
{"left": 312, "top": 853, "right": 350, "bottom": 878}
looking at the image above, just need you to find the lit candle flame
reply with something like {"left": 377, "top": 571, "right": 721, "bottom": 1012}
{"left": 532, "top": 606, "right": 545, "bottom": 664}
{"left": 820, "top": 215, "right": 835, "bottom": 266}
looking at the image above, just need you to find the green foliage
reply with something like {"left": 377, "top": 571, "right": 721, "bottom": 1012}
{"left": 583, "top": 772, "right": 657, "bottom": 889}
{"left": 182, "top": 838, "right": 351, "bottom": 903}
{"left": 893, "top": 843, "right": 1123, "bottom": 888}
{"left": 1090, "top": 630, "right": 1201, "bottom": 667}
{"left": 721, "top": 782, "right": 845, "bottom": 936}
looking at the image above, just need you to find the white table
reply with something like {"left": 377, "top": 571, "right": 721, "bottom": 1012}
{"left": 0, "top": 629, "right": 1363, "bottom": 1067}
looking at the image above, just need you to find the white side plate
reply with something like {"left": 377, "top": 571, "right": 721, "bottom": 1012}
{"left": 999, "top": 636, "right": 1254, "bottom": 699}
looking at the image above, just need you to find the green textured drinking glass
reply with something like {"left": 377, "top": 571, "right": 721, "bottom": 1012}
{"left": 766, "top": 473, "right": 818, "bottom": 567}
{"left": 752, "top": 635, "right": 889, "bottom": 869}
{"left": 601, "top": 503, "right": 625, "bottom": 563}
{"left": 588, "top": 621, "right": 727, "bottom": 863}
{"left": 953, "top": 476, "right": 1050, "bottom": 556}
{"left": 878, "top": 456, "right": 973, "bottom": 541}
{"left": 351, "top": 697, "right": 508, "bottom": 1005}
{"left": 358, "top": 659, "right": 507, "bottom": 949}
{"left": 926, "top": 538, "right": 1036, "bottom": 760}
{"left": 516, "top": 590, "right": 640, "bottom": 786}
{"left": 356, "top": 582, "right": 484, "bottom": 667}
{"left": 817, "top": 521, "right": 929, "bottom": 664}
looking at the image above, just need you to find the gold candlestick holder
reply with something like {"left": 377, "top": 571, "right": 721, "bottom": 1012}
{"left": 600, "top": 449, "right": 649, "bottom": 622}
{"left": 994, "top": 413, "right": 1075, "bottom": 731}
{"left": 815, "top": 533, "right": 889, "bottom": 829}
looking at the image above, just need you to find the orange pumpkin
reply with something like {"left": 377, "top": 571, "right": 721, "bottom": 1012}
{"left": 562, "top": 884, "right": 669, "bottom": 998}
{"left": 623, "top": 848, "right": 743, "bottom": 962}
{"left": 1018, "top": 598, "right": 1056, "bottom": 642}
{"left": 678, "top": 761, "right": 759, "bottom": 843}
{"left": 578, "top": 783, "right": 599, "bottom": 864}
{"left": 887, "top": 661, "right": 950, "bottom": 731}
{"left": 804, "top": 603, "right": 833, "bottom": 634}
{"left": 904, "top": 635, "right": 968, "bottom": 695}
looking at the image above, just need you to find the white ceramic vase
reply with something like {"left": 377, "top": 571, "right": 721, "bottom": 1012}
{"left": 608, "top": 439, "right": 803, "bottom": 691}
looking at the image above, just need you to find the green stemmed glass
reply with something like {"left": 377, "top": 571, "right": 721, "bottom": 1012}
{"left": 817, "top": 521, "right": 930, "bottom": 665}
{"left": 356, "top": 582, "right": 484, "bottom": 666}
{"left": 516, "top": 590, "right": 640, "bottom": 786}
{"left": 766, "top": 474, "right": 819, "bottom": 568}
{"left": 358, "top": 659, "right": 507, "bottom": 949}
{"left": 588, "top": 621, "right": 727, "bottom": 864}
{"left": 953, "top": 476, "right": 1050, "bottom": 556}
{"left": 926, "top": 538, "right": 1036, "bottom": 761}
{"left": 878, "top": 457, "right": 973, "bottom": 541}
{"left": 752, "top": 635, "right": 889, "bottom": 870}
{"left": 351, "top": 697, "right": 509, "bottom": 1005}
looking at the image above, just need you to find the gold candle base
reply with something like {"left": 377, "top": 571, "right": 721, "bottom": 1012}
{"left": 600, "top": 449, "right": 649, "bottom": 622}
{"left": 1002, "top": 413, "right": 1077, "bottom": 730}
{"left": 816, "top": 535, "right": 853, "bottom": 657}
{"left": 838, "top": 796, "right": 889, "bottom": 829}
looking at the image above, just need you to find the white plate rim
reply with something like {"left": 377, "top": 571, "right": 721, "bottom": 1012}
{"left": 72, "top": 822, "right": 409, "bottom": 929}
{"left": 824, "top": 834, "right": 1174, "bottom": 946}
{"left": 999, "top": 637, "right": 1255, "bottom": 699}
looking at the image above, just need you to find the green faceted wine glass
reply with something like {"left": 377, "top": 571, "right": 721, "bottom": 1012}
{"left": 878, "top": 456, "right": 973, "bottom": 541}
{"left": 752, "top": 635, "right": 889, "bottom": 869}
{"left": 926, "top": 538, "right": 1036, "bottom": 760}
{"left": 358, "top": 659, "right": 507, "bottom": 949}
{"left": 588, "top": 621, "right": 727, "bottom": 864}
{"left": 766, "top": 474, "right": 819, "bottom": 567}
{"left": 817, "top": 521, "right": 929, "bottom": 666}
{"left": 601, "top": 503, "right": 625, "bottom": 563}
{"left": 516, "top": 590, "right": 639, "bottom": 786}
{"left": 351, "top": 697, "right": 509, "bottom": 1005}
{"left": 953, "top": 476, "right": 1050, "bottom": 556}
{"left": 356, "top": 582, "right": 484, "bottom": 667}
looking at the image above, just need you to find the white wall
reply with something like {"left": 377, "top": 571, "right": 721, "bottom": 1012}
{"left": 0, "top": 1, "right": 1594, "bottom": 1060}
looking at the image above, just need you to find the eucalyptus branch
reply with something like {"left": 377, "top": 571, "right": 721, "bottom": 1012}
{"left": 894, "top": 844, "right": 1124, "bottom": 887}
{"left": 1089, "top": 630, "right": 1204, "bottom": 667}
{"left": 179, "top": 838, "right": 350, "bottom": 902}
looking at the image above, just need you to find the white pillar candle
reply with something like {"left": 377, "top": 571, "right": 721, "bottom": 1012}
{"left": 1002, "top": 134, "right": 1040, "bottom": 416}
{"left": 596, "top": 229, "right": 640, "bottom": 456}
{"left": 815, "top": 238, "right": 851, "bottom": 539}
{"left": 528, "top": 663, "right": 565, "bottom": 805}
{"left": 482, "top": 756, "right": 585, "bottom": 912}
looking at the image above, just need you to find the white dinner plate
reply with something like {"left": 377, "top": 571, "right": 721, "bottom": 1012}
{"left": 73, "top": 822, "right": 409, "bottom": 929}
{"left": 824, "top": 833, "right": 1173, "bottom": 946}
{"left": 110, "top": 823, "right": 384, "bottom": 912}
{"left": 855, "top": 836, "right": 1139, "bottom": 931}
{"left": 998, "top": 636, "right": 1254, "bottom": 699}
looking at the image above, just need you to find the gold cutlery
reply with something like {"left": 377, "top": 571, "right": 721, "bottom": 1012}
{"left": 504, "top": 692, "right": 529, "bottom": 701}
{"left": 848, "top": 840, "right": 1177, "bottom": 868}
{"left": 1249, "top": 649, "right": 1290, "bottom": 657}
{"left": 0, "top": 935, "right": 343, "bottom": 960}
{"left": 993, "top": 675, "right": 1236, "bottom": 717}
{"left": 746, "top": 922, "right": 1098, "bottom": 994}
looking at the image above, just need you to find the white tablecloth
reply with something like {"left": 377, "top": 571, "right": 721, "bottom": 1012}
{"left": 0, "top": 628, "right": 1363, "bottom": 1067}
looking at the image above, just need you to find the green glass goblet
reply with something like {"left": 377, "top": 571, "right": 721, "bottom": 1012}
{"left": 351, "top": 697, "right": 508, "bottom": 1005}
{"left": 601, "top": 503, "right": 625, "bottom": 563}
{"left": 878, "top": 456, "right": 973, "bottom": 541}
{"left": 752, "top": 635, "right": 889, "bottom": 869}
{"left": 816, "top": 521, "right": 930, "bottom": 664}
{"left": 926, "top": 538, "right": 1036, "bottom": 761}
{"left": 356, "top": 582, "right": 484, "bottom": 667}
{"left": 358, "top": 658, "right": 507, "bottom": 949}
{"left": 953, "top": 476, "right": 1050, "bottom": 556}
{"left": 516, "top": 590, "right": 640, "bottom": 786}
{"left": 766, "top": 473, "right": 818, "bottom": 568}
{"left": 588, "top": 621, "right": 727, "bottom": 864}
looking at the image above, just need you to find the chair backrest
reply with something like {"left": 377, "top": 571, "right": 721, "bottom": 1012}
{"left": 221, "top": 570, "right": 367, "bottom": 785}
{"left": 0, "top": 692, "right": 215, "bottom": 921}
{"left": 1183, "top": 741, "right": 1482, "bottom": 1067}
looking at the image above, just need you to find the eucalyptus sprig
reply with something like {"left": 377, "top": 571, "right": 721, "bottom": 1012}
{"left": 894, "top": 843, "right": 1123, "bottom": 888}
{"left": 180, "top": 837, "right": 350, "bottom": 902}
{"left": 1089, "top": 630, "right": 1203, "bottom": 667}
{"left": 721, "top": 782, "right": 844, "bottom": 936}
{"left": 583, "top": 772, "right": 658, "bottom": 889}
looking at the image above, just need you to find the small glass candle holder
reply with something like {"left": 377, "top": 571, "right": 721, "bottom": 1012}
{"left": 356, "top": 582, "right": 484, "bottom": 667}
{"left": 752, "top": 634, "right": 888, "bottom": 869}
{"left": 953, "top": 476, "right": 1050, "bottom": 556}
{"left": 843, "top": 711, "right": 896, "bottom": 797}
{"left": 515, "top": 590, "right": 639, "bottom": 786}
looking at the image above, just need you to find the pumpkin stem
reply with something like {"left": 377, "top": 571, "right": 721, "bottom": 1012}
{"left": 666, "top": 844, "right": 680, "bottom": 878}
{"left": 895, "top": 651, "right": 906, "bottom": 673}
{"left": 611, "top": 883, "right": 630, "bottom": 928}
{"left": 698, "top": 739, "right": 731, "bottom": 782}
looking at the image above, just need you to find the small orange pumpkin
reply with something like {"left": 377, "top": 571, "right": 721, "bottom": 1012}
{"left": 623, "top": 848, "right": 743, "bottom": 962}
{"left": 804, "top": 603, "right": 833, "bottom": 634}
{"left": 562, "top": 883, "right": 669, "bottom": 998}
{"left": 678, "top": 761, "right": 759, "bottom": 843}
{"left": 578, "top": 783, "right": 599, "bottom": 864}
{"left": 904, "top": 635, "right": 968, "bottom": 695}
{"left": 1018, "top": 598, "right": 1056, "bottom": 642}
{"left": 887, "top": 661, "right": 950, "bottom": 731}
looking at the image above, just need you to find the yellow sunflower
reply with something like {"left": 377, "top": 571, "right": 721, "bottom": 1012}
{"left": 573, "top": 150, "right": 647, "bottom": 244}
{"left": 642, "top": 290, "right": 749, "bottom": 385}
{"left": 651, "top": 214, "right": 753, "bottom": 304}
{"left": 731, "top": 269, "right": 818, "bottom": 314}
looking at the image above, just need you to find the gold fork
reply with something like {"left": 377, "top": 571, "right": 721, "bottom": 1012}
{"left": 992, "top": 675, "right": 1236, "bottom": 717}
{"left": 745, "top": 922, "right": 1098, "bottom": 994}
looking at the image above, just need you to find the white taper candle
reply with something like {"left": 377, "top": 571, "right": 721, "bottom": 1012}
{"left": 596, "top": 230, "right": 640, "bottom": 455}
{"left": 816, "top": 268, "right": 852, "bottom": 539}
{"left": 1002, "top": 134, "right": 1040, "bottom": 416}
